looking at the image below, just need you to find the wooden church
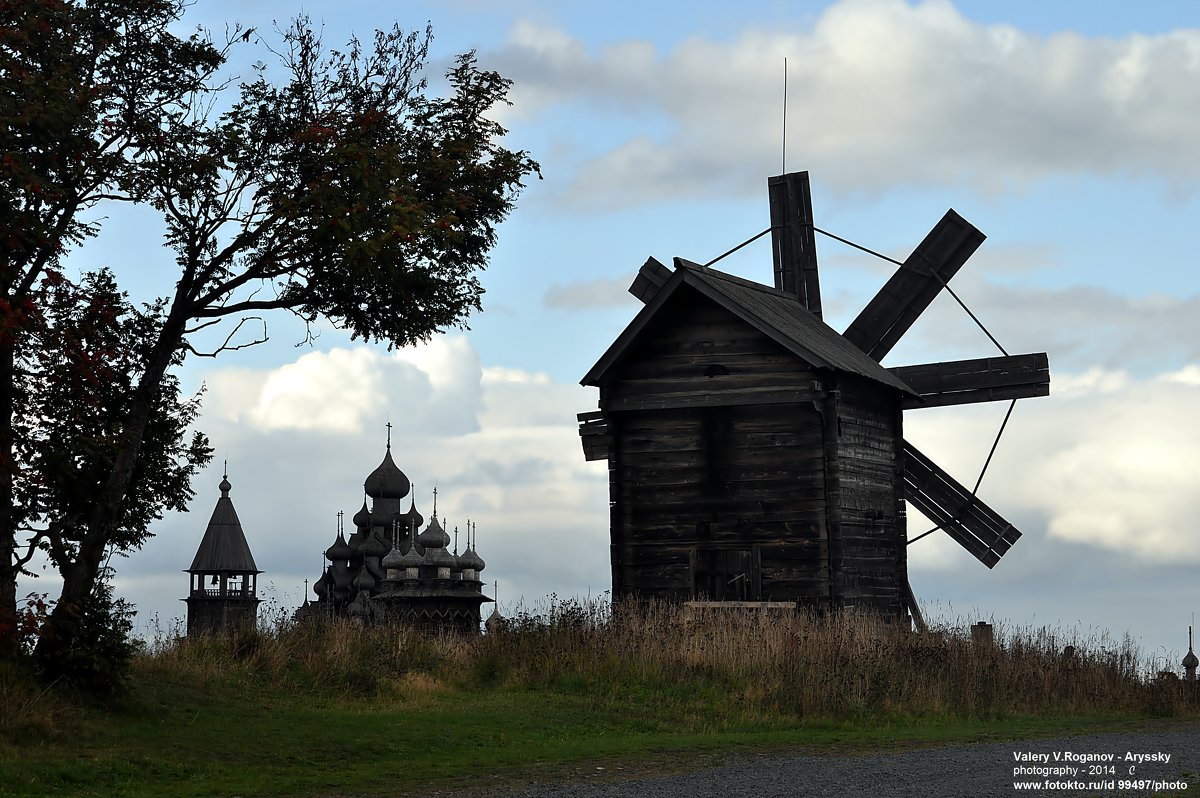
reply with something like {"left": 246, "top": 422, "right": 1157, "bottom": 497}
{"left": 577, "top": 171, "right": 1049, "bottom": 621}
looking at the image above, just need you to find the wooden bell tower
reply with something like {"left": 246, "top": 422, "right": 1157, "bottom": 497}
{"left": 184, "top": 468, "right": 261, "bottom": 635}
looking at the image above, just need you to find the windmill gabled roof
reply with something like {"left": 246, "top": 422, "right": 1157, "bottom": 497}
{"left": 582, "top": 259, "right": 916, "bottom": 395}
{"left": 187, "top": 479, "right": 260, "bottom": 574}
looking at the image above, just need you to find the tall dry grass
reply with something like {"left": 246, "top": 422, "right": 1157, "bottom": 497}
{"left": 136, "top": 598, "right": 1200, "bottom": 722}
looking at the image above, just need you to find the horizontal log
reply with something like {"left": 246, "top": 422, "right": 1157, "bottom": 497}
{"left": 577, "top": 412, "right": 610, "bottom": 461}
{"left": 617, "top": 353, "right": 809, "bottom": 381}
{"left": 605, "top": 387, "right": 818, "bottom": 413}
{"left": 891, "top": 353, "right": 1050, "bottom": 409}
{"left": 628, "top": 256, "right": 673, "bottom": 303}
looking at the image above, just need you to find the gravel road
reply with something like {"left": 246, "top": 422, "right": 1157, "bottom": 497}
{"left": 494, "top": 724, "right": 1200, "bottom": 798}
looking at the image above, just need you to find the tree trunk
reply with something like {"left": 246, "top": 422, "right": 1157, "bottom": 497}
{"left": 34, "top": 310, "right": 188, "bottom": 668}
{"left": 0, "top": 339, "right": 18, "bottom": 660}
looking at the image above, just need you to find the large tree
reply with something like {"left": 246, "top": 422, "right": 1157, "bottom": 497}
{"left": 1, "top": 0, "right": 225, "bottom": 659}
{"left": 1, "top": 0, "right": 538, "bottom": 667}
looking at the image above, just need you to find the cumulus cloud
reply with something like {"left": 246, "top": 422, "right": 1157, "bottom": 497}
{"left": 487, "top": 0, "right": 1200, "bottom": 206}
{"left": 205, "top": 338, "right": 484, "bottom": 438}
{"left": 122, "top": 337, "right": 610, "bottom": 630}
{"left": 906, "top": 364, "right": 1200, "bottom": 566}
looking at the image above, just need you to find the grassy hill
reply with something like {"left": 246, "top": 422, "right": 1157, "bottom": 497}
{"left": 2, "top": 600, "right": 1196, "bottom": 797}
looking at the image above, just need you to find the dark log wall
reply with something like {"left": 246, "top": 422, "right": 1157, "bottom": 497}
{"left": 832, "top": 376, "right": 906, "bottom": 616}
{"left": 600, "top": 288, "right": 830, "bottom": 605}
{"left": 610, "top": 404, "right": 830, "bottom": 603}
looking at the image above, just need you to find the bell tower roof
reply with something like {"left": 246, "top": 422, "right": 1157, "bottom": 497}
{"left": 188, "top": 470, "right": 260, "bottom": 574}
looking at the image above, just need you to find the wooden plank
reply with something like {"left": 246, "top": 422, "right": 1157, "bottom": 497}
{"left": 605, "top": 387, "right": 818, "bottom": 413}
{"left": 577, "top": 412, "right": 610, "bottom": 462}
{"left": 628, "top": 256, "right": 673, "bottom": 303}
{"left": 618, "top": 353, "right": 806, "bottom": 380}
{"left": 891, "top": 353, "right": 1050, "bottom": 409}
{"left": 768, "top": 171, "right": 822, "bottom": 318}
{"left": 611, "top": 370, "right": 817, "bottom": 396}
{"left": 901, "top": 382, "right": 1048, "bottom": 410}
{"left": 902, "top": 576, "right": 926, "bottom": 632}
{"left": 843, "top": 210, "right": 985, "bottom": 362}
{"left": 902, "top": 439, "right": 1021, "bottom": 568}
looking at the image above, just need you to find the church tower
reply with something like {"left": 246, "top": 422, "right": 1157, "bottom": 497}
{"left": 184, "top": 468, "right": 261, "bottom": 635}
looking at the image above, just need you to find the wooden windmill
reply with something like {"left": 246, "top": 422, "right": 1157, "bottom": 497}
{"left": 577, "top": 171, "right": 1049, "bottom": 622}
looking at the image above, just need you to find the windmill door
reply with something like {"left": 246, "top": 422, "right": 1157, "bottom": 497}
{"left": 692, "top": 547, "right": 760, "bottom": 601}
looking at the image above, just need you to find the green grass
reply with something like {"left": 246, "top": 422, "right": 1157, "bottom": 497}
{"left": 0, "top": 671, "right": 1167, "bottom": 798}
{"left": 2, "top": 600, "right": 1197, "bottom": 797}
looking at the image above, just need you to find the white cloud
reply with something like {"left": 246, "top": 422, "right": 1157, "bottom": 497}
{"left": 906, "top": 365, "right": 1200, "bottom": 565}
{"left": 125, "top": 336, "right": 610, "bottom": 627}
{"left": 204, "top": 339, "right": 484, "bottom": 438}
{"left": 488, "top": 0, "right": 1200, "bottom": 205}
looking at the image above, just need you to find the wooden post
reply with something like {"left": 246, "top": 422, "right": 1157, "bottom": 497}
{"left": 768, "top": 171, "right": 822, "bottom": 318}
{"left": 971, "top": 621, "right": 994, "bottom": 646}
{"left": 820, "top": 378, "right": 843, "bottom": 608}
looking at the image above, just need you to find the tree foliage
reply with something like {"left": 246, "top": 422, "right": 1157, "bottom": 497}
{"left": 1, "top": 0, "right": 538, "bottom": 673}
{"left": 13, "top": 270, "right": 211, "bottom": 570}
{"left": 1, "top": 0, "right": 226, "bottom": 660}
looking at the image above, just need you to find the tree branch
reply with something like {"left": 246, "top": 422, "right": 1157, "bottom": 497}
{"left": 182, "top": 316, "right": 268, "bottom": 357}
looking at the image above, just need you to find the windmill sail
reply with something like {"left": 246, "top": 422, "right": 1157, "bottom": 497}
{"left": 768, "top": 171, "right": 821, "bottom": 317}
{"left": 902, "top": 439, "right": 1021, "bottom": 568}
{"left": 890, "top": 353, "right": 1050, "bottom": 409}
{"left": 844, "top": 210, "right": 984, "bottom": 362}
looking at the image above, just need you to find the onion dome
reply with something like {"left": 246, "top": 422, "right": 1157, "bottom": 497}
{"left": 485, "top": 606, "right": 504, "bottom": 634}
{"left": 325, "top": 531, "right": 354, "bottom": 562}
{"left": 1185, "top": 649, "right": 1199, "bottom": 670}
{"left": 313, "top": 571, "right": 331, "bottom": 600}
{"left": 364, "top": 444, "right": 410, "bottom": 500}
{"left": 417, "top": 516, "right": 451, "bottom": 550}
{"left": 352, "top": 563, "right": 376, "bottom": 593}
{"left": 429, "top": 545, "right": 455, "bottom": 569}
{"left": 400, "top": 545, "right": 423, "bottom": 570}
{"left": 459, "top": 546, "right": 485, "bottom": 573}
{"left": 382, "top": 546, "right": 405, "bottom": 571}
{"left": 352, "top": 500, "right": 371, "bottom": 529}
{"left": 460, "top": 523, "right": 485, "bottom": 572}
{"left": 401, "top": 495, "right": 424, "bottom": 534}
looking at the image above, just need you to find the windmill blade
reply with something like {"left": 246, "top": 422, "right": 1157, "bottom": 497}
{"left": 768, "top": 171, "right": 822, "bottom": 318}
{"left": 890, "top": 353, "right": 1050, "bottom": 409}
{"left": 844, "top": 210, "right": 985, "bottom": 362}
{"left": 628, "top": 256, "right": 673, "bottom": 304}
{"left": 902, "top": 439, "right": 1021, "bottom": 568}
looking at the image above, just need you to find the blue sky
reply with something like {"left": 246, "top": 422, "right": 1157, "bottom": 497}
{"left": 44, "top": 0, "right": 1200, "bottom": 668}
